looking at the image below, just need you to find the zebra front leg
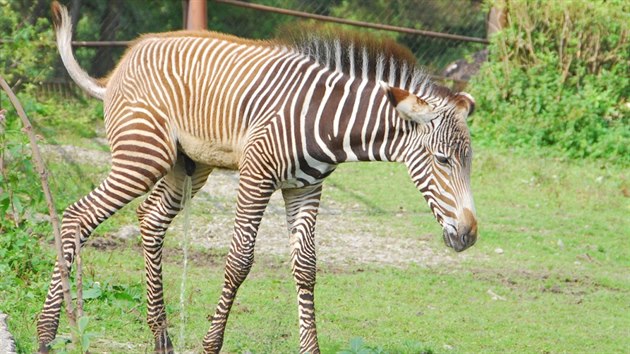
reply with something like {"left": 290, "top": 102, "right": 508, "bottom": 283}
{"left": 283, "top": 185, "right": 323, "bottom": 354}
{"left": 137, "top": 159, "right": 213, "bottom": 353}
{"left": 202, "top": 177, "right": 274, "bottom": 353}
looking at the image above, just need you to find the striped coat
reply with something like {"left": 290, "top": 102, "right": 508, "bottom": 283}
{"left": 38, "top": 3, "right": 478, "bottom": 354}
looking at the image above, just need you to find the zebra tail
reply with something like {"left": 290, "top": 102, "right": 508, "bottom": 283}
{"left": 51, "top": 1, "right": 106, "bottom": 100}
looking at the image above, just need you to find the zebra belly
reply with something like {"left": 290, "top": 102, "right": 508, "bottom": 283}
{"left": 178, "top": 130, "right": 241, "bottom": 170}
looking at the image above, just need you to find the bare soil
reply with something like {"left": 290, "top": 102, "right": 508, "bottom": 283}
{"left": 43, "top": 144, "right": 466, "bottom": 268}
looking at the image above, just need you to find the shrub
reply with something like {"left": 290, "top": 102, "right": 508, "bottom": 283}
{"left": 468, "top": 0, "right": 629, "bottom": 164}
{"left": 0, "top": 1, "right": 55, "bottom": 88}
{"left": 0, "top": 105, "right": 52, "bottom": 305}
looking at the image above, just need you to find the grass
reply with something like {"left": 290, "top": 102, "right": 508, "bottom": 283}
{"left": 12, "top": 244, "right": 627, "bottom": 353}
{"left": 1, "top": 97, "right": 628, "bottom": 353}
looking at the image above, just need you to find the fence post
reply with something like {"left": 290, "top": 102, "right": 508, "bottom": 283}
{"left": 183, "top": 0, "right": 207, "bottom": 30}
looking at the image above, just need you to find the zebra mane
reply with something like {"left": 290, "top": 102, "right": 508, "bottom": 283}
{"left": 278, "top": 25, "right": 445, "bottom": 96}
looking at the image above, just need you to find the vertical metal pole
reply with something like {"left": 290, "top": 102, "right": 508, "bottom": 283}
{"left": 185, "top": 0, "right": 207, "bottom": 30}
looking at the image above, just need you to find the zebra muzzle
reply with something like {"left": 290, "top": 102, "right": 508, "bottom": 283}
{"left": 443, "top": 225, "right": 476, "bottom": 252}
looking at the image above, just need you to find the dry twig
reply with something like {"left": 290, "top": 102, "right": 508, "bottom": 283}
{"left": 0, "top": 75, "right": 80, "bottom": 345}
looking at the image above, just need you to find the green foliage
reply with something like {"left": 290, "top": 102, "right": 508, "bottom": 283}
{"left": 469, "top": 0, "right": 629, "bottom": 164}
{"left": 73, "top": 279, "right": 143, "bottom": 307}
{"left": 0, "top": 102, "right": 53, "bottom": 354}
{"left": 50, "top": 316, "right": 96, "bottom": 354}
{"left": 0, "top": 225, "right": 50, "bottom": 286}
{"left": 0, "top": 106, "right": 50, "bottom": 286}
{"left": 208, "top": 0, "right": 297, "bottom": 39}
{"left": 0, "top": 0, "right": 55, "bottom": 88}
{"left": 76, "top": 316, "right": 95, "bottom": 353}
{"left": 338, "top": 337, "right": 383, "bottom": 354}
{"left": 25, "top": 95, "right": 103, "bottom": 142}
{"left": 71, "top": 0, "right": 183, "bottom": 76}
{"left": 337, "top": 337, "right": 434, "bottom": 354}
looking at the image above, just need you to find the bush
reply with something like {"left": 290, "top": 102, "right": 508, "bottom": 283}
{"left": 0, "top": 105, "right": 52, "bottom": 307}
{"left": 468, "top": 0, "right": 629, "bottom": 164}
{"left": 0, "top": 1, "right": 55, "bottom": 88}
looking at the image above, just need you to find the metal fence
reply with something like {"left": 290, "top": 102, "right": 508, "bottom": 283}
{"left": 211, "top": 0, "right": 488, "bottom": 72}
{"left": 47, "top": 0, "right": 490, "bottom": 91}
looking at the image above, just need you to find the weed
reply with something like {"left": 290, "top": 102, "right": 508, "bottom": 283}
{"left": 49, "top": 316, "right": 96, "bottom": 354}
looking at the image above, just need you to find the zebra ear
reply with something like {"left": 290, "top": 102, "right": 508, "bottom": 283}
{"left": 382, "top": 84, "right": 437, "bottom": 124}
{"left": 454, "top": 92, "right": 475, "bottom": 117}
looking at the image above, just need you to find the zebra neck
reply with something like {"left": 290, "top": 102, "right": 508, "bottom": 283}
{"left": 299, "top": 70, "right": 412, "bottom": 164}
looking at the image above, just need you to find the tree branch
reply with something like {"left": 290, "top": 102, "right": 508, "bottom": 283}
{"left": 0, "top": 76, "right": 79, "bottom": 342}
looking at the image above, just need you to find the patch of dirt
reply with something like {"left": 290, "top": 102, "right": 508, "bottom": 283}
{"left": 174, "top": 169, "right": 465, "bottom": 268}
{"left": 162, "top": 245, "right": 227, "bottom": 268}
{"left": 41, "top": 143, "right": 111, "bottom": 166}
{"left": 43, "top": 145, "right": 467, "bottom": 269}
{"left": 468, "top": 267, "right": 620, "bottom": 299}
{"left": 89, "top": 236, "right": 124, "bottom": 250}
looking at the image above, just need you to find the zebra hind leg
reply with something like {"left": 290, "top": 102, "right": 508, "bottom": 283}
{"left": 37, "top": 113, "right": 177, "bottom": 353}
{"left": 136, "top": 156, "right": 212, "bottom": 354}
{"left": 37, "top": 169, "right": 166, "bottom": 352}
{"left": 282, "top": 185, "right": 323, "bottom": 354}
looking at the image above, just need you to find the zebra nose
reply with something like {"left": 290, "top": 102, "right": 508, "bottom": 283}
{"left": 448, "top": 228, "right": 476, "bottom": 252}
{"left": 460, "top": 228, "right": 477, "bottom": 249}
{"left": 458, "top": 208, "right": 477, "bottom": 251}
{"left": 445, "top": 209, "right": 477, "bottom": 252}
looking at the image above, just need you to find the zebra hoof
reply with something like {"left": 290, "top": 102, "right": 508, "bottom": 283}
{"left": 154, "top": 334, "right": 173, "bottom": 354}
{"left": 202, "top": 337, "right": 223, "bottom": 354}
{"left": 37, "top": 342, "right": 50, "bottom": 354}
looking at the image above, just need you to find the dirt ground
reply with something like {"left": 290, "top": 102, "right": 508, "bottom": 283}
{"left": 43, "top": 144, "right": 465, "bottom": 268}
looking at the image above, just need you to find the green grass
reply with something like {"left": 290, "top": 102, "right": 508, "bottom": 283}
{"left": 27, "top": 95, "right": 106, "bottom": 150}
{"left": 1, "top": 95, "right": 628, "bottom": 352}
{"left": 4, "top": 145, "right": 629, "bottom": 353}
{"left": 10, "top": 244, "right": 627, "bottom": 353}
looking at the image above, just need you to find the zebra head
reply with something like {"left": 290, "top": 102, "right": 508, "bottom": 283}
{"left": 385, "top": 84, "right": 477, "bottom": 252}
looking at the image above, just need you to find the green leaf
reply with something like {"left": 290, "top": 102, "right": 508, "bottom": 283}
{"left": 350, "top": 337, "right": 365, "bottom": 352}
{"left": 11, "top": 196, "right": 23, "bottom": 214}
{"left": 113, "top": 291, "right": 136, "bottom": 302}
{"left": 78, "top": 315, "right": 90, "bottom": 333}
{"left": 81, "top": 286, "right": 102, "bottom": 300}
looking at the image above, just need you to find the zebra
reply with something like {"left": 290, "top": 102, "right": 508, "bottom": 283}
{"left": 39, "top": 3, "right": 478, "bottom": 353}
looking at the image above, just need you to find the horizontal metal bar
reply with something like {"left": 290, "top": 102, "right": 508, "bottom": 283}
{"left": 0, "top": 39, "right": 130, "bottom": 47}
{"left": 70, "top": 40, "right": 130, "bottom": 47}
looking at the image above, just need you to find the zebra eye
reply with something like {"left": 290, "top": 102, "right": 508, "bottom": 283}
{"left": 435, "top": 154, "right": 449, "bottom": 165}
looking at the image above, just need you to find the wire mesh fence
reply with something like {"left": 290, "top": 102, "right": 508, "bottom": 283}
{"left": 3, "top": 0, "right": 491, "bottom": 92}
{"left": 210, "top": 0, "right": 489, "bottom": 74}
